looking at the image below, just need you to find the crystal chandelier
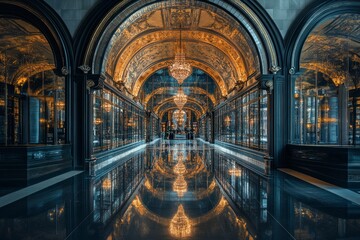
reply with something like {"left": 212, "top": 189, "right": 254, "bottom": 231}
{"left": 174, "top": 88, "right": 187, "bottom": 110}
{"left": 169, "top": 24, "right": 192, "bottom": 85}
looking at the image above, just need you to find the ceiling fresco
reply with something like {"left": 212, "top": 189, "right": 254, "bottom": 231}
{"left": 0, "top": 18, "right": 55, "bottom": 86}
{"left": 300, "top": 13, "right": 360, "bottom": 87}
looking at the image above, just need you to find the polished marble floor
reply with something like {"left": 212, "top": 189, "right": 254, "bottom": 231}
{"left": 0, "top": 140, "right": 360, "bottom": 240}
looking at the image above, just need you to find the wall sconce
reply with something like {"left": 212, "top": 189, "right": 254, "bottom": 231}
{"left": 94, "top": 118, "right": 102, "bottom": 125}
{"left": 102, "top": 178, "right": 111, "bottom": 190}
{"left": 103, "top": 102, "right": 112, "bottom": 112}
{"left": 224, "top": 115, "right": 231, "bottom": 127}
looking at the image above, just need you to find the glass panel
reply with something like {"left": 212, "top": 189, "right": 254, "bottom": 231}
{"left": 0, "top": 18, "right": 66, "bottom": 145}
{"left": 293, "top": 13, "right": 360, "bottom": 145}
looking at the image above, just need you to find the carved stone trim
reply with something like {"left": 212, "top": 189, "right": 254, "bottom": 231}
{"left": 289, "top": 66, "right": 295, "bottom": 75}
{"left": 78, "top": 65, "right": 91, "bottom": 74}
{"left": 269, "top": 65, "right": 281, "bottom": 74}
{"left": 61, "top": 66, "right": 69, "bottom": 76}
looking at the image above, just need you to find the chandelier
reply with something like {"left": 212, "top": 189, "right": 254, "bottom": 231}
{"left": 169, "top": 205, "right": 191, "bottom": 238}
{"left": 174, "top": 88, "right": 187, "bottom": 110}
{"left": 169, "top": 24, "right": 192, "bottom": 85}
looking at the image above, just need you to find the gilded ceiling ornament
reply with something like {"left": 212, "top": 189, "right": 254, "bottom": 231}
{"left": 112, "top": 31, "right": 251, "bottom": 89}
{"left": 170, "top": 8, "right": 191, "bottom": 27}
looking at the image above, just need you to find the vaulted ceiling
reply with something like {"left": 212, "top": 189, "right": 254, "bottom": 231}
{"left": 100, "top": 2, "right": 261, "bottom": 117}
{"left": 300, "top": 13, "right": 360, "bottom": 87}
{"left": 0, "top": 18, "right": 55, "bottom": 86}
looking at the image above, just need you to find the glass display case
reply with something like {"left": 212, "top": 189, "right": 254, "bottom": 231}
{"left": 92, "top": 89, "right": 145, "bottom": 153}
{"left": 0, "top": 72, "right": 66, "bottom": 145}
{"left": 215, "top": 88, "right": 267, "bottom": 151}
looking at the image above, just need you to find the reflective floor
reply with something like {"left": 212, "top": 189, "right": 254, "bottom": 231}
{"left": 0, "top": 140, "right": 360, "bottom": 240}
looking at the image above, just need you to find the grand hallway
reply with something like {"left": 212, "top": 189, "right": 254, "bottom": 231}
{"left": 1, "top": 1, "right": 360, "bottom": 239}
{"left": 1, "top": 140, "right": 359, "bottom": 240}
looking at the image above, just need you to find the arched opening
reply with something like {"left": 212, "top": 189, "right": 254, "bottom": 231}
{"left": 286, "top": 0, "right": 360, "bottom": 187}
{"left": 291, "top": 13, "right": 360, "bottom": 145}
{"left": 0, "top": 1, "right": 73, "bottom": 185}
{"left": 75, "top": 0, "right": 282, "bottom": 166}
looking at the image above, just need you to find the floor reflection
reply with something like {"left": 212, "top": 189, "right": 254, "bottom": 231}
{"left": 107, "top": 140, "right": 251, "bottom": 240}
{"left": 0, "top": 140, "right": 359, "bottom": 240}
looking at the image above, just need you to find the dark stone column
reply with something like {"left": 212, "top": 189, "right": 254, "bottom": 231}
{"left": 273, "top": 74, "right": 286, "bottom": 167}
{"left": 260, "top": 74, "right": 275, "bottom": 173}
{"left": 260, "top": 69, "right": 286, "bottom": 170}
{"left": 78, "top": 66, "right": 104, "bottom": 176}
{"left": 145, "top": 110, "right": 151, "bottom": 142}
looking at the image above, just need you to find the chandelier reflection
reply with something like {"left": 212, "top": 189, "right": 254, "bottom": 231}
{"left": 173, "top": 159, "right": 186, "bottom": 175}
{"left": 173, "top": 174, "right": 187, "bottom": 197}
{"left": 169, "top": 204, "right": 191, "bottom": 238}
{"left": 174, "top": 88, "right": 187, "bottom": 110}
{"left": 173, "top": 109, "right": 186, "bottom": 126}
{"left": 168, "top": 24, "right": 192, "bottom": 85}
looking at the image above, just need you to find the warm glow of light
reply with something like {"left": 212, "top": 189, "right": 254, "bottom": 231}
{"left": 224, "top": 115, "right": 231, "bottom": 127}
{"left": 169, "top": 205, "right": 191, "bottom": 238}
{"left": 94, "top": 118, "right": 103, "bottom": 125}
{"left": 103, "top": 102, "right": 112, "bottom": 112}
{"left": 173, "top": 160, "right": 186, "bottom": 175}
{"left": 132, "top": 195, "right": 145, "bottom": 215}
{"left": 322, "top": 117, "right": 337, "bottom": 123}
{"left": 0, "top": 99, "right": 5, "bottom": 106}
{"left": 228, "top": 168, "right": 242, "bottom": 177}
{"left": 127, "top": 117, "right": 136, "bottom": 127}
{"left": 169, "top": 52, "right": 192, "bottom": 85}
{"left": 173, "top": 175, "right": 187, "bottom": 197}
{"left": 102, "top": 178, "right": 111, "bottom": 190}
{"left": 56, "top": 101, "right": 65, "bottom": 109}
{"left": 174, "top": 89, "right": 187, "bottom": 110}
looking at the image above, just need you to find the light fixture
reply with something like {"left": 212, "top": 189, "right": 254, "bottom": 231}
{"left": 224, "top": 115, "right": 231, "bottom": 127}
{"left": 102, "top": 178, "right": 111, "bottom": 190}
{"left": 228, "top": 168, "right": 241, "bottom": 177}
{"left": 94, "top": 118, "right": 103, "bottom": 125}
{"left": 174, "top": 88, "right": 187, "bottom": 110}
{"left": 168, "top": 23, "right": 192, "bottom": 85}
{"left": 55, "top": 101, "right": 65, "bottom": 109}
{"left": 103, "top": 102, "right": 112, "bottom": 112}
{"left": 169, "top": 204, "right": 191, "bottom": 238}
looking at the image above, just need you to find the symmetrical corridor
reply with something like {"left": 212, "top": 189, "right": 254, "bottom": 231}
{"left": 1, "top": 1, "right": 360, "bottom": 239}
{"left": 1, "top": 140, "right": 359, "bottom": 240}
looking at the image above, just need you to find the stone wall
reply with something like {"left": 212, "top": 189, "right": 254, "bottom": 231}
{"left": 257, "top": 0, "right": 315, "bottom": 37}
{"left": 45, "top": 0, "right": 98, "bottom": 36}
{"left": 44, "top": 0, "right": 316, "bottom": 38}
